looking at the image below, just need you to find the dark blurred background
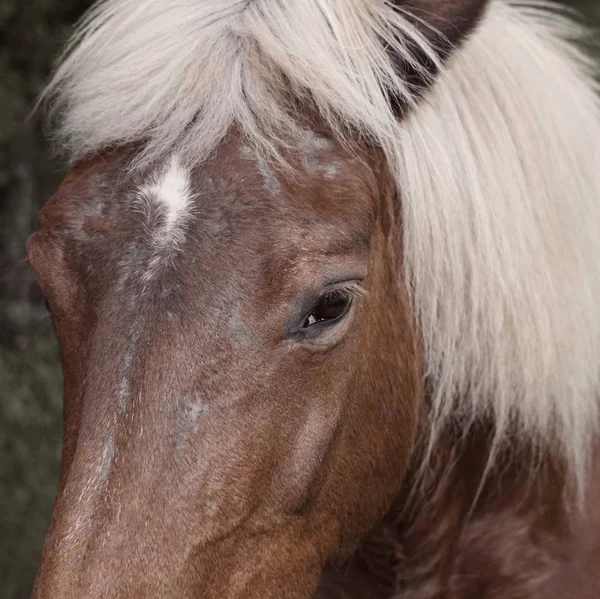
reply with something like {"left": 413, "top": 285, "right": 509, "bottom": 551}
{"left": 1, "top": 1, "right": 599, "bottom": 597}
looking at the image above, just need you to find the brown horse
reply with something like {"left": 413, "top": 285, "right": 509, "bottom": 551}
{"left": 29, "top": 0, "right": 600, "bottom": 597}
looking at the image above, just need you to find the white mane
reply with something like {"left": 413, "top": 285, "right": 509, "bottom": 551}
{"left": 45, "top": 0, "right": 600, "bottom": 493}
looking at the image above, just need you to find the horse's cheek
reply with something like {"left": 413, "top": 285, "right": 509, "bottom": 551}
{"left": 307, "top": 303, "right": 421, "bottom": 557}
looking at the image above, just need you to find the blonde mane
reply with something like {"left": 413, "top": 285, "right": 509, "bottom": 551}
{"left": 45, "top": 0, "right": 600, "bottom": 493}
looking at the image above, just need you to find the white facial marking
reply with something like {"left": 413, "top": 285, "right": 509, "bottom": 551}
{"left": 142, "top": 155, "right": 192, "bottom": 244}
{"left": 137, "top": 155, "right": 194, "bottom": 280}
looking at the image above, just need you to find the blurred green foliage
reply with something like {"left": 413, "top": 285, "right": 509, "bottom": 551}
{"left": 0, "top": 1, "right": 598, "bottom": 597}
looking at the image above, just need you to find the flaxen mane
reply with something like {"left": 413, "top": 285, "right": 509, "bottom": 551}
{"left": 44, "top": 0, "right": 600, "bottom": 494}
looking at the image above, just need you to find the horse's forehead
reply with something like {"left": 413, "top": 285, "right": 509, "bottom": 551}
{"left": 35, "top": 132, "right": 378, "bottom": 303}
{"left": 42, "top": 131, "right": 377, "bottom": 252}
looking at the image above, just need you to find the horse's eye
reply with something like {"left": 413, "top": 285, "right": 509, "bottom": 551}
{"left": 303, "top": 291, "right": 352, "bottom": 328}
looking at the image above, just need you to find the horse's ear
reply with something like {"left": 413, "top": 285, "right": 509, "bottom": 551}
{"left": 392, "top": 0, "right": 490, "bottom": 47}
{"left": 386, "top": 0, "right": 489, "bottom": 110}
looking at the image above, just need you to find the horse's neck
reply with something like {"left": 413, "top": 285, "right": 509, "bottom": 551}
{"left": 317, "top": 426, "right": 600, "bottom": 598}
{"left": 387, "top": 424, "right": 600, "bottom": 598}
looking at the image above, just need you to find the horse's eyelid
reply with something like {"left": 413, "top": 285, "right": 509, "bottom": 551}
{"left": 321, "top": 281, "right": 366, "bottom": 305}
{"left": 332, "top": 281, "right": 366, "bottom": 298}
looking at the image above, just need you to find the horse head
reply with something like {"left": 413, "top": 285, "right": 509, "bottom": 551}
{"left": 29, "top": 0, "right": 600, "bottom": 596}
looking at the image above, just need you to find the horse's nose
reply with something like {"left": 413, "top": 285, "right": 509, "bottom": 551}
{"left": 33, "top": 490, "right": 190, "bottom": 598}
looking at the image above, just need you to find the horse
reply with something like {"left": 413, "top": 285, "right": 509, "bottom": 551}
{"left": 28, "top": 0, "right": 600, "bottom": 597}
